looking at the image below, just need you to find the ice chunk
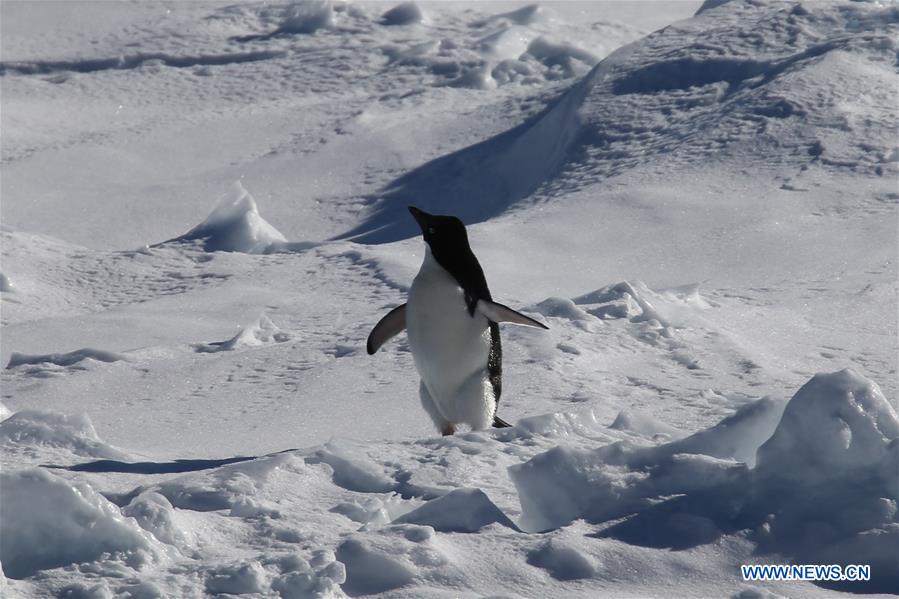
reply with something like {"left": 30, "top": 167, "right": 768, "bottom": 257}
{"left": 393, "top": 487, "right": 517, "bottom": 532}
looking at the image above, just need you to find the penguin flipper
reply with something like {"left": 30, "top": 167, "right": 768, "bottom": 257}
{"left": 476, "top": 299, "right": 548, "bottom": 330}
{"left": 367, "top": 304, "right": 406, "bottom": 354}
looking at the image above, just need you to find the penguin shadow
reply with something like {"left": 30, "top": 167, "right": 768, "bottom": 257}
{"left": 43, "top": 448, "right": 298, "bottom": 475}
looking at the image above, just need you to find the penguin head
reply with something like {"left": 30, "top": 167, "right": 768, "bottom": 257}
{"left": 408, "top": 206, "right": 470, "bottom": 256}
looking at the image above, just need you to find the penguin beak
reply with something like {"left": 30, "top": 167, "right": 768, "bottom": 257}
{"left": 408, "top": 206, "right": 433, "bottom": 231}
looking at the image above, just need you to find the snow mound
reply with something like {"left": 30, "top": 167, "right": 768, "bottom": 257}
{"left": 6, "top": 347, "right": 126, "bottom": 369}
{"left": 511, "top": 369, "right": 898, "bottom": 592}
{"left": 306, "top": 442, "right": 396, "bottom": 493}
{"left": 392, "top": 487, "right": 518, "bottom": 532}
{"left": 206, "top": 555, "right": 346, "bottom": 597}
{"left": 331, "top": 494, "right": 416, "bottom": 526}
{"left": 609, "top": 409, "right": 685, "bottom": 441}
{"left": 573, "top": 280, "right": 670, "bottom": 325}
{"left": 154, "top": 452, "right": 301, "bottom": 514}
{"left": 381, "top": 2, "right": 423, "bottom": 26}
{"left": 277, "top": 0, "right": 334, "bottom": 35}
{"left": 193, "top": 312, "right": 289, "bottom": 353}
{"left": 473, "top": 4, "right": 548, "bottom": 27}
{"left": 337, "top": 524, "right": 461, "bottom": 595}
{"left": 731, "top": 587, "right": 787, "bottom": 599}
{"left": 749, "top": 370, "right": 899, "bottom": 592}
{"left": 0, "top": 468, "right": 167, "bottom": 579}
{"left": 514, "top": 408, "right": 611, "bottom": 441}
{"left": 756, "top": 368, "right": 899, "bottom": 478}
{"left": 532, "top": 281, "right": 710, "bottom": 345}
{"left": 527, "top": 538, "right": 596, "bottom": 580}
{"left": 534, "top": 296, "right": 591, "bottom": 322}
{"left": 336, "top": 536, "right": 417, "bottom": 595}
{"left": 0, "top": 410, "right": 129, "bottom": 460}
{"left": 121, "top": 491, "right": 193, "bottom": 549}
{"left": 478, "top": 26, "right": 537, "bottom": 62}
{"left": 347, "top": 0, "right": 898, "bottom": 242}
{"left": 696, "top": 0, "right": 735, "bottom": 16}
{"left": 525, "top": 36, "right": 599, "bottom": 79}
{"left": 653, "top": 395, "right": 787, "bottom": 468}
{"left": 269, "top": 551, "right": 346, "bottom": 599}
{"left": 171, "top": 182, "right": 290, "bottom": 254}
{"left": 205, "top": 560, "right": 267, "bottom": 595}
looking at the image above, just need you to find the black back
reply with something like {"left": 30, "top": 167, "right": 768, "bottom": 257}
{"left": 409, "top": 207, "right": 504, "bottom": 407}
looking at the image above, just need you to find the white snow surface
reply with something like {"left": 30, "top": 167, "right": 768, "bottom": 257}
{"left": 2, "top": 0, "right": 897, "bottom": 597}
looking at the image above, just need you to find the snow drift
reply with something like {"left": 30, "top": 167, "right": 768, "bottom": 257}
{"left": 511, "top": 369, "right": 898, "bottom": 593}
{"left": 1, "top": 410, "right": 130, "bottom": 461}
{"left": 343, "top": 0, "right": 898, "bottom": 243}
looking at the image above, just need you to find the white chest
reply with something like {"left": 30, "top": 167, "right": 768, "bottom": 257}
{"left": 406, "top": 251, "right": 490, "bottom": 398}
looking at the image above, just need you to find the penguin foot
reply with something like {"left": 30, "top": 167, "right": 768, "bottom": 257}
{"left": 441, "top": 424, "right": 456, "bottom": 436}
{"left": 492, "top": 416, "right": 512, "bottom": 428}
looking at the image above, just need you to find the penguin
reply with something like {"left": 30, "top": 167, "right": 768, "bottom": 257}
{"left": 367, "top": 206, "right": 548, "bottom": 435}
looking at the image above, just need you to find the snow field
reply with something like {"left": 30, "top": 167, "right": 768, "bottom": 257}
{"left": 1, "top": 0, "right": 896, "bottom": 596}
{"left": 2, "top": 367, "right": 895, "bottom": 595}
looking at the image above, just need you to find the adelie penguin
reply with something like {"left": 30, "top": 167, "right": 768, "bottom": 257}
{"left": 367, "top": 206, "right": 548, "bottom": 435}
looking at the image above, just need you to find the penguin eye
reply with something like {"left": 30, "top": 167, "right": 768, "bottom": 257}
{"left": 428, "top": 227, "right": 436, "bottom": 235}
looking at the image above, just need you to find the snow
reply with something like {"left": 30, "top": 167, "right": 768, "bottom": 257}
{"left": 193, "top": 312, "right": 289, "bottom": 353}
{"left": 1, "top": 410, "right": 129, "bottom": 461}
{"left": 756, "top": 369, "right": 899, "bottom": 477}
{"left": 511, "top": 368, "right": 898, "bottom": 591}
{"left": 381, "top": 2, "right": 424, "bottom": 27}
{"left": 527, "top": 538, "right": 598, "bottom": 580}
{"left": 169, "top": 182, "right": 292, "bottom": 254}
{"left": 0, "top": 468, "right": 167, "bottom": 579}
{"left": 276, "top": 1, "right": 335, "bottom": 36}
{"left": 2, "top": 0, "right": 896, "bottom": 596}
{"left": 392, "top": 487, "right": 518, "bottom": 532}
